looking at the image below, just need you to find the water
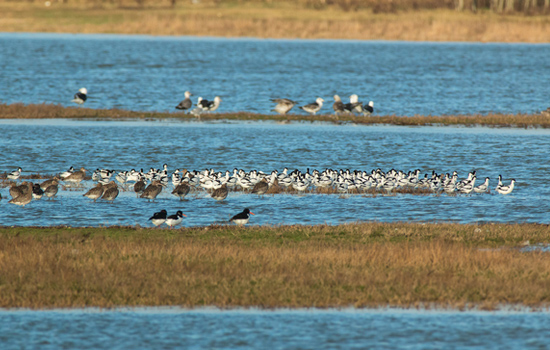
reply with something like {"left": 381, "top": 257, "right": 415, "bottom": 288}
{"left": 1, "top": 308, "right": 549, "bottom": 349}
{"left": 1, "top": 33, "right": 549, "bottom": 116}
{"left": 1, "top": 119, "right": 549, "bottom": 227}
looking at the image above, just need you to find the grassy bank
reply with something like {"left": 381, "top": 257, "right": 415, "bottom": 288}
{"left": 1, "top": 223, "right": 549, "bottom": 309}
{"left": 2, "top": 103, "right": 550, "bottom": 128}
{"left": 1, "top": 1, "right": 549, "bottom": 43}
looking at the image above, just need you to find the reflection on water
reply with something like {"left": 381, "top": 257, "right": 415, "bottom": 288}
{"left": 1, "top": 120, "right": 549, "bottom": 227}
{"left": 1, "top": 308, "right": 549, "bottom": 350}
{"left": 1, "top": 33, "right": 549, "bottom": 116}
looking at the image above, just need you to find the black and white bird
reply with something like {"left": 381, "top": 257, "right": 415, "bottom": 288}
{"left": 198, "top": 96, "right": 222, "bottom": 112}
{"left": 229, "top": 208, "right": 255, "bottom": 225}
{"left": 7, "top": 167, "right": 22, "bottom": 180}
{"left": 496, "top": 179, "right": 516, "bottom": 195}
{"left": 149, "top": 209, "right": 168, "bottom": 227}
{"left": 299, "top": 97, "right": 324, "bottom": 115}
{"left": 350, "top": 94, "right": 373, "bottom": 115}
{"left": 71, "top": 88, "right": 87, "bottom": 105}
{"left": 271, "top": 98, "right": 298, "bottom": 115}
{"left": 165, "top": 210, "right": 187, "bottom": 228}
{"left": 175, "top": 91, "right": 193, "bottom": 112}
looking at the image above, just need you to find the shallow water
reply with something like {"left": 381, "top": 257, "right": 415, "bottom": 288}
{"left": 1, "top": 120, "right": 549, "bottom": 227}
{"left": 1, "top": 308, "right": 550, "bottom": 349}
{"left": 1, "top": 33, "right": 549, "bottom": 116}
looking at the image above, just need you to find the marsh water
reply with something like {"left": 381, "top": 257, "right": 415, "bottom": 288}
{"left": 1, "top": 119, "right": 549, "bottom": 227}
{"left": 1, "top": 308, "right": 550, "bottom": 349}
{"left": 1, "top": 33, "right": 549, "bottom": 116}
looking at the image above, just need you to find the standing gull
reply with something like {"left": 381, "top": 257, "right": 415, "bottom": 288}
{"left": 175, "top": 91, "right": 193, "bottom": 112}
{"left": 350, "top": 94, "right": 374, "bottom": 115}
{"left": 299, "top": 98, "right": 324, "bottom": 115}
{"left": 271, "top": 98, "right": 298, "bottom": 115}
{"left": 72, "top": 88, "right": 88, "bottom": 105}
{"left": 198, "top": 96, "right": 222, "bottom": 112}
{"left": 332, "top": 95, "right": 346, "bottom": 115}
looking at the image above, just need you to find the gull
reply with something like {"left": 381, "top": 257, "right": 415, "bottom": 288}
{"left": 271, "top": 98, "right": 298, "bottom": 115}
{"left": 332, "top": 95, "right": 346, "bottom": 115}
{"left": 176, "top": 91, "right": 193, "bottom": 112}
{"left": 299, "top": 97, "right": 324, "bottom": 115}
{"left": 71, "top": 88, "right": 87, "bottom": 105}
{"left": 350, "top": 94, "right": 374, "bottom": 115}
{"left": 198, "top": 96, "right": 222, "bottom": 112}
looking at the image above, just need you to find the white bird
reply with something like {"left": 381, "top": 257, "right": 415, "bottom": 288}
{"left": 496, "top": 179, "right": 516, "bottom": 195}
{"left": 299, "top": 97, "right": 324, "bottom": 115}
{"left": 272, "top": 98, "right": 298, "bottom": 115}
{"left": 474, "top": 177, "right": 490, "bottom": 194}
{"left": 7, "top": 167, "right": 22, "bottom": 180}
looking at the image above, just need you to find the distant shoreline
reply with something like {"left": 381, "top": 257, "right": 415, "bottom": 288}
{"left": 1, "top": 223, "right": 549, "bottom": 310}
{"left": 1, "top": 103, "right": 550, "bottom": 128}
{"left": 1, "top": 2, "right": 549, "bottom": 43}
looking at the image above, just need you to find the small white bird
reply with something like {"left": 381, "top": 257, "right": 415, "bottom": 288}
{"left": 474, "top": 177, "right": 490, "bottom": 194}
{"left": 496, "top": 179, "right": 516, "bottom": 195}
{"left": 7, "top": 167, "right": 22, "bottom": 180}
{"left": 71, "top": 88, "right": 88, "bottom": 105}
{"left": 299, "top": 97, "right": 324, "bottom": 115}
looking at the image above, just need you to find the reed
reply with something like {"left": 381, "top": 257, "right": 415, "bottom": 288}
{"left": 2, "top": 103, "right": 550, "bottom": 128}
{"left": 1, "top": 1, "right": 549, "bottom": 42}
{"left": 0, "top": 223, "right": 549, "bottom": 309}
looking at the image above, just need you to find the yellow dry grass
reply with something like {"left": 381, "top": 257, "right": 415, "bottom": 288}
{"left": 1, "top": 223, "right": 549, "bottom": 309}
{"left": 0, "top": 1, "right": 549, "bottom": 42}
{"left": 2, "top": 103, "right": 550, "bottom": 128}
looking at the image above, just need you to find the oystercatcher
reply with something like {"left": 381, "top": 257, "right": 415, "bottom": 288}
{"left": 229, "top": 208, "right": 255, "bottom": 225}
{"left": 149, "top": 209, "right": 168, "bottom": 227}
{"left": 165, "top": 210, "right": 187, "bottom": 228}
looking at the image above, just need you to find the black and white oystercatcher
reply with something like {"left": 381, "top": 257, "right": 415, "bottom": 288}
{"left": 229, "top": 208, "right": 255, "bottom": 225}
{"left": 149, "top": 209, "right": 168, "bottom": 227}
{"left": 165, "top": 210, "right": 187, "bottom": 228}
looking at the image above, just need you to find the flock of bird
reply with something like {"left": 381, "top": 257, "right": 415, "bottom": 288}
{"left": 72, "top": 88, "right": 374, "bottom": 116}
{"left": 3, "top": 165, "right": 516, "bottom": 211}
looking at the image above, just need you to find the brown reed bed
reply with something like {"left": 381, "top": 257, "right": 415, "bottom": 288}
{"left": 2, "top": 103, "right": 550, "bottom": 128}
{"left": 0, "top": 223, "right": 549, "bottom": 310}
{"left": 1, "top": 1, "right": 549, "bottom": 43}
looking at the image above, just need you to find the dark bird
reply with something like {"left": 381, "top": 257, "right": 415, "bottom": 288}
{"left": 251, "top": 178, "right": 269, "bottom": 195}
{"left": 140, "top": 180, "right": 163, "bottom": 201}
{"left": 134, "top": 179, "right": 146, "bottom": 197}
{"left": 211, "top": 183, "right": 228, "bottom": 201}
{"left": 172, "top": 182, "right": 190, "bottom": 200}
{"left": 100, "top": 181, "right": 119, "bottom": 202}
{"left": 149, "top": 209, "right": 168, "bottom": 227}
{"left": 229, "top": 208, "right": 255, "bottom": 225}
{"left": 165, "top": 210, "right": 187, "bottom": 228}
{"left": 176, "top": 91, "right": 193, "bottom": 112}
{"left": 83, "top": 183, "right": 104, "bottom": 202}
{"left": 32, "top": 183, "right": 44, "bottom": 199}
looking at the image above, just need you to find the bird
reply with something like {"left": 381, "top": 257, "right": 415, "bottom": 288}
{"left": 349, "top": 94, "right": 374, "bottom": 115}
{"left": 83, "top": 183, "right": 104, "bottom": 202}
{"left": 198, "top": 96, "right": 222, "bottom": 112}
{"left": 7, "top": 167, "right": 22, "bottom": 180}
{"left": 134, "top": 179, "right": 146, "bottom": 197}
{"left": 176, "top": 91, "right": 193, "bottom": 112}
{"left": 149, "top": 209, "right": 168, "bottom": 227}
{"left": 251, "top": 178, "right": 269, "bottom": 195}
{"left": 59, "top": 166, "right": 74, "bottom": 179}
{"left": 271, "top": 98, "right": 298, "bottom": 115}
{"left": 71, "top": 88, "right": 88, "bottom": 105}
{"left": 140, "top": 180, "right": 163, "bottom": 201}
{"left": 332, "top": 95, "right": 346, "bottom": 115}
{"left": 229, "top": 208, "right": 254, "bottom": 225}
{"left": 63, "top": 167, "right": 87, "bottom": 184}
{"left": 171, "top": 182, "right": 190, "bottom": 200}
{"left": 44, "top": 182, "right": 59, "bottom": 200}
{"left": 165, "top": 210, "right": 187, "bottom": 228}
{"left": 9, "top": 183, "right": 25, "bottom": 199}
{"left": 100, "top": 181, "right": 119, "bottom": 202}
{"left": 474, "top": 177, "right": 490, "bottom": 194}
{"left": 32, "top": 183, "right": 44, "bottom": 199}
{"left": 8, "top": 183, "right": 33, "bottom": 207}
{"left": 211, "top": 183, "right": 228, "bottom": 201}
{"left": 496, "top": 179, "right": 516, "bottom": 195}
{"left": 299, "top": 98, "right": 324, "bottom": 115}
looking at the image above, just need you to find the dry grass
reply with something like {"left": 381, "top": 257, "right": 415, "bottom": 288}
{"left": 2, "top": 103, "right": 550, "bottom": 128}
{"left": 1, "top": 223, "right": 550, "bottom": 309}
{"left": 0, "top": 1, "right": 549, "bottom": 42}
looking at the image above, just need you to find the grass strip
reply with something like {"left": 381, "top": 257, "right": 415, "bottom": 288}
{"left": 1, "top": 223, "right": 549, "bottom": 310}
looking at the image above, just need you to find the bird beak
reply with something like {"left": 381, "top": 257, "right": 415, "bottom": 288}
{"left": 250, "top": 212, "right": 255, "bottom": 215}
{"left": 182, "top": 213, "right": 187, "bottom": 217}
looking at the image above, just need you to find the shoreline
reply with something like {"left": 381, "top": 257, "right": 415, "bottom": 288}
{"left": 2, "top": 104, "right": 550, "bottom": 128}
{"left": 1, "top": 223, "right": 549, "bottom": 310}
